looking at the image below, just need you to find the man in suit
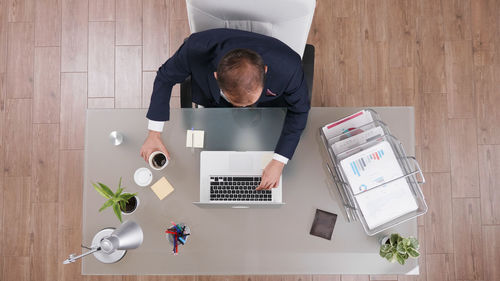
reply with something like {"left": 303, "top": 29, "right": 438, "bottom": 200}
{"left": 140, "top": 28, "right": 310, "bottom": 190}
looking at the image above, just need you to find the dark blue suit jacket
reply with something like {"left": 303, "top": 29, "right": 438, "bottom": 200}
{"left": 147, "top": 28, "right": 310, "bottom": 159}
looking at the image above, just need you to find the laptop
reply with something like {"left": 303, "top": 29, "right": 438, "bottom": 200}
{"left": 193, "top": 151, "right": 284, "bottom": 208}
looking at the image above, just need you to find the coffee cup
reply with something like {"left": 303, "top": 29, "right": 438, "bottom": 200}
{"left": 148, "top": 151, "right": 169, "bottom": 170}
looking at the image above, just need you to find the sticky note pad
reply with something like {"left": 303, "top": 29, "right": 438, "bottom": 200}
{"left": 186, "top": 130, "right": 204, "bottom": 148}
{"left": 151, "top": 177, "right": 174, "bottom": 200}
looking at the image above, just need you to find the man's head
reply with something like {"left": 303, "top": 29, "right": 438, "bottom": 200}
{"left": 214, "top": 48, "right": 267, "bottom": 107}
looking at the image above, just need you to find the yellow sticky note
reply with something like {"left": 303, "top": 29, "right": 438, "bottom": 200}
{"left": 151, "top": 177, "right": 174, "bottom": 200}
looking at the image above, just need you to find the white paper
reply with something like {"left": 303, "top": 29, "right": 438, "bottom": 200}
{"left": 322, "top": 110, "right": 374, "bottom": 140}
{"left": 331, "top": 126, "right": 385, "bottom": 156}
{"left": 340, "top": 141, "right": 418, "bottom": 229}
{"left": 186, "top": 130, "right": 204, "bottom": 148}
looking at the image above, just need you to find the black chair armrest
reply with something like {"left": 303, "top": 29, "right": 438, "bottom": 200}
{"left": 302, "top": 44, "right": 315, "bottom": 102}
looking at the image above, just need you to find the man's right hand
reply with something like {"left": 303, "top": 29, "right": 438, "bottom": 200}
{"left": 140, "top": 131, "right": 171, "bottom": 162}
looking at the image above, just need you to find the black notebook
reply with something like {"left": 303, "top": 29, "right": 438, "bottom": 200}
{"left": 310, "top": 209, "right": 337, "bottom": 240}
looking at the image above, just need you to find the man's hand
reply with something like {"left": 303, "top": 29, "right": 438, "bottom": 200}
{"left": 256, "top": 159, "right": 285, "bottom": 190}
{"left": 140, "top": 131, "right": 170, "bottom": 162}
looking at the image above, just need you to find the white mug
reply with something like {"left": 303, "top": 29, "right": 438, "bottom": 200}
{"left": 148, "top": 151, "right": 169, "bottom": 170}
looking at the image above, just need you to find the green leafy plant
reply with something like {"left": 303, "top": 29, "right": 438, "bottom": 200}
{"left": 92, "top": 177, "right": 137, "bottom": 223}
{"left": 379, "top": 233, "right": 420, "bottom": 265}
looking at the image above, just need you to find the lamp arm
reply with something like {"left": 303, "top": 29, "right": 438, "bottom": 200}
{"left": 62, "top": 247, "right": 101, "bottom": 264}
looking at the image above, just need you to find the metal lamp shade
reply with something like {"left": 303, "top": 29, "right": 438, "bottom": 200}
{"left": 109, "top": 220, "right": 144, "bottom": 250}
{"left": 93, "top": 221, "right": 144, "bottom": 263}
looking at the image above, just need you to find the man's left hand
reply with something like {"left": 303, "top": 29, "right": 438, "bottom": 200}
{"left": 256, "top": 159, "right": 285, "bottom": 190}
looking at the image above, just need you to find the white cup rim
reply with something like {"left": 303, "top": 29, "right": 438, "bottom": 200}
{"left": 148, "top": 151, "right": 168, "bottom": 170}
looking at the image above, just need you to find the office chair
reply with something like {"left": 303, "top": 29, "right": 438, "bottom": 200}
{"left": 180, "top": 0, "right": 316, "bottom": 108}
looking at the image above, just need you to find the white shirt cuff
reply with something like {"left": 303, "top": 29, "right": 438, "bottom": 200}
{"left": 148, "top": 120, "right": 164, "bottom": 132}
{"left": 273, "top": 153, "right": 289, "bottom": 165}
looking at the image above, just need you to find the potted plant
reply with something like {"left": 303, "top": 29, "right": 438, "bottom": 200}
{"left": 92, "top": 177, "right": 138, "bottom": 223}
{"left": 379, "top": 233, "right": 420, "bottom": 265}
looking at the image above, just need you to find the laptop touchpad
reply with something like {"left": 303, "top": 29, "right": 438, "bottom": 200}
{"left": 229, "top": 154, "right": 253, "bottom": 171}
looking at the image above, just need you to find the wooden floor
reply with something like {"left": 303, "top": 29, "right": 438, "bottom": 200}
{"left": 0, "top": 0, "right": 499, "bottom": 280}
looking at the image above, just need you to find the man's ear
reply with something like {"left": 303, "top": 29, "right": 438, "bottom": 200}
{"left": 264, "top": 65, "right": 268, "bottom": 73}
{"left": 214, "top": 72, "right": 218, "bottom": 80}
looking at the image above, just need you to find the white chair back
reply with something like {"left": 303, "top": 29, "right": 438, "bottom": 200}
{"left": 185, "top": 0, "right": 316, "bottom": 58}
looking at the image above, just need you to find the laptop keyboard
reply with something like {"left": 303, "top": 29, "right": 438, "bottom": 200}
{"left": 210, "top": 176, "right": 272, "bottom": 201}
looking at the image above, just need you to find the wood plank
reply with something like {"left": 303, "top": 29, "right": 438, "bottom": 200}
{"left": 475, "top": 65, "right": 500, "bottom": 144}
{"left": 60, "top": 73, "right": 87, "bottom": 149}
{"left": 283, "top": 276, "right": 312, "bottom": 281}
{"left": 143, "top": 0, "right": 169, "bottom": 71}
{"left": 471, "top": 0, "right": 500, "bottom": 66}
{"left": 57, "top": 227, "right": 83, "bottom": 281}
{"left": 137, "top": 276, "right": 195, "bottom": 281}
{"left": 2, "top": 177, "right": 31, "bottom": 256}
{"left": 88, "top": 21, "right": 114, "bottom": 98}
{"left": 441, "top": 0, "right": 472, "bottom": 41}
{"left": 478, "top": 145, "right": 500, "bottom": 224}
{"left": 387, "top": 0, "right": 416, "bottom": 68}
{"left": 425, "top": 254, "right": 455, "bottom": 281}
{"left": 58, "top": 150, "right": 83, "bottom": 228}
{"left": 0, "top": 0, "right": 8, "bottom": 73}
{"left": 7, "top": 0, "right": 34, "bottom": 22}
{"left": 116, "top": 0, "right": 142, "bottom": 45}
{"left": 33, "top": 46, "right": 60, "bottom": 123}
{"left": 4, "top": 99, "right": 32, "bottom": 177}
{"left": 30, "top": 202, "right": 58, "bottom": 281}
{"left": 168, "top": 19, "right": 190, "bottom": 57}
{"left": 482, "top": 225, "right": 500, "bottom": 281}
{"left": 444, "top": 40, "right": 475, "bottom": 118}
{"left": 34, "top": 0, "right": 61, "bottom": 46}
{"left": 452, "top": 198, "right": 484, "bottom": 280}
{"left": 333, "top": 16, "right": 362, "bottom": 107}
{"left": 2, "top": 257, "right": 30, "bottom": 281}
{"left": 421, "top": 94, "right": 450, "bottom": 172}
{"left": 245, "top": 277, "right": 283, "bottom": 281}
{"left": 6, "top": 22, "right": 34, "bottom": 99}
{"left": 142, "top": 71, "right": 156, "bottom": 108}
{"left": 88, "top": 97, "right": 114, "bottom": 108}
{"left": 415, "top": 0, "right": 446, "bottom": 94}
{"left": 448, "top": 118, "right": 479, "bottom": 197}
{"left": 389, "top": 66, "right": 414, "bottom": 106}
{"left": 340, "top": 276, "right": 369, "bottom": 281}
{"left": 197, "top": 276, "right": 245, "bottom": 281}
{"left": 0, "top": 73, "right": 5, "bottom": 147}
{"left": 313, "top": 275, "right": 341, "bottom": 281}
{"left": 423, "top": 173, "right": 453, "bottom": 254}
{"left": 369, "top": 275, "right": 397, "bottom": 280}
{"left": 307, "top": 0, "right": 339, "bottom": 107}
{"left": 89, "top": 0, "right": 115, "bottom": 21}
{"left": 360, "top": 0, "right": 390, "bottom": 106}
{"left": 61, "top": 0, "right": 88, "bottom": 72}
{"left": 115, "top": 46, "right": 142, "bottom": 108}
{"left": 32, "top": 124, "right": 59, "bottom": 202}
{"left": 168, "top": 0, "right": 187, "bottom": 21}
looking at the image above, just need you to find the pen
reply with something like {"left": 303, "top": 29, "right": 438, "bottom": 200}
{"left": 178, "top": 236, "right": 186, "bottom": 244}
{"left": 171, "top": 222, "right": 183, "bottom": 232}
{"left": 191, "top": 127, "right": 194, "bottom": 153}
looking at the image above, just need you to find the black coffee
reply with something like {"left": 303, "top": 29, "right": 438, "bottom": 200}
{"left": 153, "top": 153, "right": 166, "bottom": 167}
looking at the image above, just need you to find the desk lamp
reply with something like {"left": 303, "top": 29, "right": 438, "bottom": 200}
{"left": 63, "top": 220, "right": 143, "bottom": 264}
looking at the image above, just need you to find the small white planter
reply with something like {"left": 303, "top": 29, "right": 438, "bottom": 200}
{"left": 121, "top": 196, "right": 140, "bottom": 216}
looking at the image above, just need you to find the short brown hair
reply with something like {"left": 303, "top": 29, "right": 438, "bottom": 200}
{"left": 216, "top": 49, "right": 265, "bottom": 104}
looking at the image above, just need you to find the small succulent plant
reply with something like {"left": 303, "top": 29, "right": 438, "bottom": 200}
{"left": 379, "top": 233, "right": 420, "bottom": 265}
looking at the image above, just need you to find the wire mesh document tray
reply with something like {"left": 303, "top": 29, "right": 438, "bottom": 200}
{"left": 320, "top": 109, "right": 428, "bottom": 236}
